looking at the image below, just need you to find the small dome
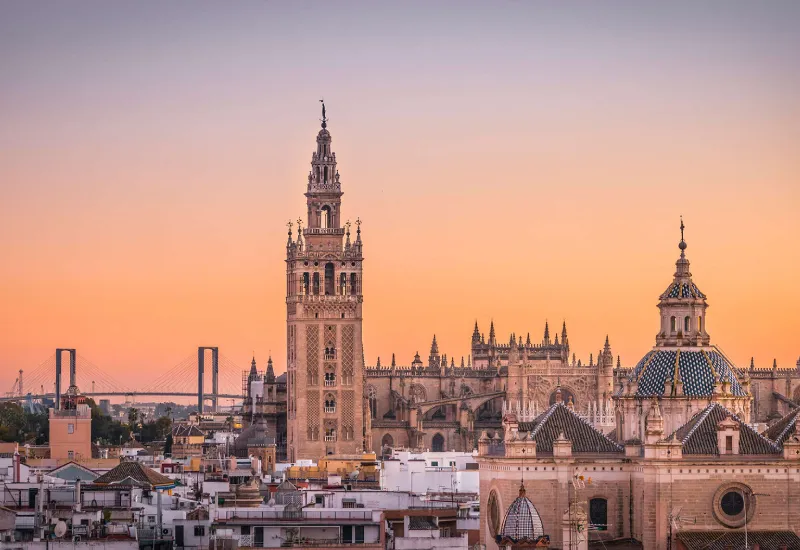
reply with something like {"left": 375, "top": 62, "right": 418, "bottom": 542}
{"left": 236, "top": 477, "right": 260, "bottom": 497}
{"left": 498, "top": 483, "right": 545, "bottom": 541}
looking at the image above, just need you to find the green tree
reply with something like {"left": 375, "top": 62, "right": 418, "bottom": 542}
{"left": 163, "top": 433, "right": 173, "bottom": 457}
{"left": 0, "top": 403, "right": 26, "bottom": 442}
{"left": 127, "top": 408, "right": 139, "bottom": 428}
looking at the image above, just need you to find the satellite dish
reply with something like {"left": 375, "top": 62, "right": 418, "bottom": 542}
{"left": 54, "top": 521, "right": 67, "bottom": 538}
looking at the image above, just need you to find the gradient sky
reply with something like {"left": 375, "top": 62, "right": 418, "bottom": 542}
{"left": 1, "top": 1, "right": 799, "bottom": 394}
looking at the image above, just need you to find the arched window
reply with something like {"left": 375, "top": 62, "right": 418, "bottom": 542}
{"left": 589, "top": 498, "right": 608, "bottom": 531}
{"left": 670, "top": 316, "right": 676, "bottom": 333}
{"left": 321, "top": 205, "right": 331, "bottom": 228}
{"left": 302, "top": 272, "right": 310, "bottom": 295}
{"left": 431, "top": 433, "right": 445, "bottom": 452}
{"left": 698, "top": 316, "right": 703, "bottom": 332}
{"left": 487, "top": 490, "right": 501, "bottom": 538}
{"left": 323, "top": 166, "right": 328, "bottom": 183}
{"left": 350, "top": 273, "right": 358, "bottom": 295}
{"left": 324, "top": 263, "right": 335, "bottom": 296}
{"left": 324, "top": 395, "right": 336, "bottom": 413}
{"left": 684, "top": 316, "right": 691, "bottom": 332}
{"left": 339, "top": 273, "right": 347, "bottom": 295}
{"left": 324, "top": 371, "right": 336, "bottom": 387}
{"left": 368, "top": 386, "right": 378, "bottom": 418}
{"left": 315, "top": 166, "right": 320, "bottom": 181}
{"left": 381, "top": 433, "right": 394, "bottom": 449}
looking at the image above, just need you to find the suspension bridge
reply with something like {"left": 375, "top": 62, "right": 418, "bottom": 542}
{"left": 1, "top": 347, "right": 249, "bottom": 412}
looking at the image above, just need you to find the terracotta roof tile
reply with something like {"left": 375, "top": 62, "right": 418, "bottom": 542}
{"left": 93, "top": 461, "right": 175, "bottom": 488}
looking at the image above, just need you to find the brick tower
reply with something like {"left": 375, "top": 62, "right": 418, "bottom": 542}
{"left": 285, "top": 103, "right": 365, "bottom": 461}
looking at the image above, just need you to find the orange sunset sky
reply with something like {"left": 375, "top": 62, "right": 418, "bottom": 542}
{"left": 1, "top": 2, "right": 799, "bottom": 395}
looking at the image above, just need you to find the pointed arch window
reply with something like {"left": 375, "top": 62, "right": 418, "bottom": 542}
{"left": 302, "top": 273, "right": 310, "bottom": 295}
{"left": 321, "top": 206, "right": 331, "bottom": 229}
{"left": 339, "top": 273, "right": 347, "bottom": 295}
{"left": 324, "top": 394, "right": 336, "bottom": 414}
{"left": 350, "top": 273, "right": 358, "bottom": 296}
{"left": 312, "top": 272, "right": 320, "bottom": 295}
{"left": 324, "top": 262, "right": 335, "bottom": 295}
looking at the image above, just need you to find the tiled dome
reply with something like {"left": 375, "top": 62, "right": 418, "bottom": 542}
{"left": 626, "top": 347, "right": 746, "bottom": 397}
{"left": 662, "top": 280, "right": 706, "bottom": 300}
{"left": 497, "top": 483, "right": 546, "bottom": 542}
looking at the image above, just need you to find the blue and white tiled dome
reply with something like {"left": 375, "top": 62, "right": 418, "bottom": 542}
{"left": 497, "top": 483, "right": 546, "bottom": 542}
{"left": 627, "top": 347, "right": 746, "bottom": 397}
{"left": 662, "top": 280, "right": 706, "bottom": 300}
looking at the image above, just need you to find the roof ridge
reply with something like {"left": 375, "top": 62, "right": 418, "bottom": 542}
{"left": 726, "top": 407, "right": 782, "bottom": 452}
{"left": 529, "top": 404, "right": 559, "bottom": 437}
{"left": 679, "top": 402, "right": 716, "bottom": 443}
{"left": 559, "top": 402, "right": 624, "bottom": 451}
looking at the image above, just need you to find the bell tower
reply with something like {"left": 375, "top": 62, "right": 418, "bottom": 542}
{"left": 285, "top": 103, "right": 365, "bottom": 461}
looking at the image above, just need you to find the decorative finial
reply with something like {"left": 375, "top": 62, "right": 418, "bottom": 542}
{"left": 345, "top": 220, "right": 351, "bottom": 234}
{"left": 320, "top": 99, "right": 327, "bottom": 129}
{"left": 679, "top": 216, "right": 687, "bottom": 256}
{"left": 355, "top": 217, "right": 362, "bottom": 232}
{"left": 287, "top": 220, "right": 293, "bottom": 235}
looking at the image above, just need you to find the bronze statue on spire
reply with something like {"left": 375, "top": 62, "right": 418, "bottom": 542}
{"left": 320, "top": 99, "right": 327, "bottom": 128}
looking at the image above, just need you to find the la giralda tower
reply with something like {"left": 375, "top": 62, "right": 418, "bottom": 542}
{"left": 285, "top": 104, "right": 367, "bottom": 461}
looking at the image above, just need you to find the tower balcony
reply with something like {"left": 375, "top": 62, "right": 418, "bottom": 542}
{"left": 289, "top": 294, "right": 361, "bottom": 304}
{"left": 304, "top": 227, "right": 345, "bottom": 236}
{"left": 307, "top": 182, "right": 342, "bottom": 193}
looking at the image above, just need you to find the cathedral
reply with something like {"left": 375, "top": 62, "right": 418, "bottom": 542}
{"left": 236, "top": 109, "right": 800, "bottom": 546}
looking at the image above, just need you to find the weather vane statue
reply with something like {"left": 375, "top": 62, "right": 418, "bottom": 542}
{"left": 320, "top": 99, "right": 327, "bottom": 129}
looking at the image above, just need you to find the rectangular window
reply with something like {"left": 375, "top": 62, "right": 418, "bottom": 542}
{"left": 68, "top": 423, "right": 74, "bottom": 434}
{"left": 194, "top": 526, "right": 205, "bottom": 536}
{"left": 355, "top": 526, "right": 365, "bottom": 544}
{"left": 241, "top": 526, "right": 250, "bottom": 535}
{"left": 342, "top": 525, "right": 353, "bottom": 543}
{"left": 431, "top": 461, "right": 438, "bottom": 467}
{"left": 726, "top": 436, "right": 733, "bottom": 452}
{"left": 315, "top": 495, "right": 324, "bottom": 505}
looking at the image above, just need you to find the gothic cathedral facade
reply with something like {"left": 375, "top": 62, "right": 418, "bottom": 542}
{"left": 285, "top": 109, "right": 367, "bottom": 461}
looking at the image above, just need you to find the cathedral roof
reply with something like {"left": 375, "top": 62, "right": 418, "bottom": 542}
{"left": 623, "top": 347, "right": 746, "bottom": 398}
{"left": 495, "top": 483, "right": 548, "bottom": 545}
{"left": 676, "top": 530, "right": 800, "bottom": 550}
{"left": 763, "top": 408, "right": 800, "bottom": 447}
{"left": 518, "top": 402, "right": 623, "bottom": 454}
{"left": 666, "top": 403, "right": 780, "bottom": 455}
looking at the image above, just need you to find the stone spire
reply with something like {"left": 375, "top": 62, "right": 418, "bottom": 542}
{"left": 543, "top": 321, "right": 550, "bottom": 345}
{"left": 249, "top": 356, "right": 258, "bottom": 379}
{"left": 489, "top": 321, "right": 496, "bottom": 345}
{"left": 472, "top": 321, "right": 481, "bottom": 344}
{"left": 266, "top": 355, "right": 275, "bottom": 383}
{"left": 391, "top": 353, "right": 396, "bottom": 368}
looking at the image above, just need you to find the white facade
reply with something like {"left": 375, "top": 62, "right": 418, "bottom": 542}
{"left": 381, "top": 451, "right": 478, "bottom": 495}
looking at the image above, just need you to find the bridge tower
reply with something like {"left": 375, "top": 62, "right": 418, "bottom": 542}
{"left": 286, "top": 104, "right": 365, "bottom": 460}
{"left": 54, "top": 349, "right": 76, "bottom": 410}
{"left": 197, "top": 347, "right": 219, "bottom": 413}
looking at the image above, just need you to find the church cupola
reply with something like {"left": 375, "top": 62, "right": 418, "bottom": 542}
{"left": 656, "top": 219, "right": 710, "bottom": 347}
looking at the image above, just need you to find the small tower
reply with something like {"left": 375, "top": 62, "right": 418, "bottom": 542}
{"left": 598, "top": 336, "right": 615, "bottom": 398}
{"left": 656, "top": 218, "right": 710, "bottom": 347}
{"left": 429, "top": 335, "right": 440, "bottom": 369}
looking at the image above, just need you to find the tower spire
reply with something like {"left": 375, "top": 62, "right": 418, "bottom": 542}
{"left": 320, "top": 99, "right": 327, "bottom": 129}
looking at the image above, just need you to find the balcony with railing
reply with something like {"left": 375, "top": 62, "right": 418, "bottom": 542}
{"left": 324, "top": 406, "right": 336, "bottom": 414}
{"left": 324, "top": 435, "right": 337, "bottom": 442}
